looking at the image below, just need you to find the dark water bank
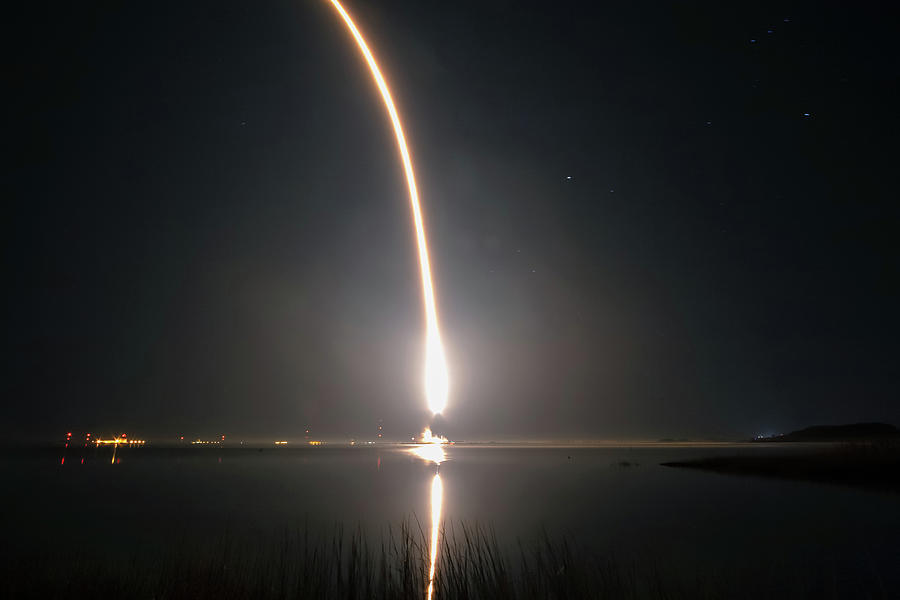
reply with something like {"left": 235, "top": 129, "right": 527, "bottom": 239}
{"left": 3, "top": 521, "right": 891, "bottom": 600}
{"left": 752, "top": 422, "right": 899, "bottom": 443}
{"left": 662, "top": 443, "right": 900, "bottom": 491}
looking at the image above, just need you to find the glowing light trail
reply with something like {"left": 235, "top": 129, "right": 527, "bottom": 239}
{"left": 327, "top": 0, "right": 449, "bottom": 414}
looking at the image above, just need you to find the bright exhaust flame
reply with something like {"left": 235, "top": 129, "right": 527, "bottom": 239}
{"left": 426, "top": 473, "right": 443, "bottom": 600}
{"left": 411, "top": 428, "right": 447, "bottom": 463}
{"left": 420, "top": 427, "right": 448, "bottom": 445}
{"left": 327, "top": 0, "right": 449, "bottom": 415}
{"left": 425, "top": 335, "right": 449, "bottom": 414}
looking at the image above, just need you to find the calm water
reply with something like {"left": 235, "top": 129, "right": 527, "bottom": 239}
{"left": 2, "top": 444, "right": 898, "bottom": 586}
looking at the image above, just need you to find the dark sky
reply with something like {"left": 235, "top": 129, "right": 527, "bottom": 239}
{"left": 7, "top": 0, "right": 899, "bottom": 441}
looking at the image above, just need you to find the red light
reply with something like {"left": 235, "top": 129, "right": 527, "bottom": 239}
{"left": 80, "top": 458, "right": 84, "bottom": 464}
{"left": 180, "top": 436, "right": 184, "bottom": 440}
{"left": 66, "top": 432, "right": 72, "bottom": 437}
{"left": 121, "top": 434, "right": 127, "bottom": 438}
{"left": 60, "top": 457, "right": 65, "bottom": 465}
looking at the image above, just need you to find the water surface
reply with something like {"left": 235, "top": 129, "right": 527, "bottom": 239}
{"left": 3, "top": 444, "right": 897, "bottom": 588}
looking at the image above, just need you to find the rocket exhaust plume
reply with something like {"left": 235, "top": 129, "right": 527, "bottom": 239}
{"left": 327, "top": 0, "right": 449, "bottom": 415}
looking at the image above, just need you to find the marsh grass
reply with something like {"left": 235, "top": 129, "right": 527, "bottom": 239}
{"left": 1, "top": 519, "right": 890, "bottom": 599}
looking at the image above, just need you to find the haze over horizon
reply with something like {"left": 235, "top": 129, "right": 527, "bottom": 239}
{"left": 7, "top": 0, "right": 898, "bottom": 443}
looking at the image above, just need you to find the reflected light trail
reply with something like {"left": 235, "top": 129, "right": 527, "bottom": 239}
{"left": 409, "top": 442, "right": 446, "bottom": 599}
{"left": 411, "top": 443, "right": 446, "bottom": 465}
{"left": 326, "top": 0, "right": 449, "bottom": 415}
{"left": 426, "top": 473, "right": 443, "bottom": 600}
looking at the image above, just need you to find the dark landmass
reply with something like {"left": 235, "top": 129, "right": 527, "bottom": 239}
{"left": 662, "top": 442, "right": 900, "bottom": 492}
{"left": 752, "top": 422, "right": 899, "bottom": 442}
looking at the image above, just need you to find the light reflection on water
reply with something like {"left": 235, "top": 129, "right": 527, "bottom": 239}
{"left": 409, "top": 444, "right": 446, "bottom": 599}
{"left": 411, "top": 443, "right": 446, "bottom": 465}
{"left": 33, "top": 444, "right": 900, "bottom": 595}
{"left": 426, "top": 473, "right": 442, "bottom": 600}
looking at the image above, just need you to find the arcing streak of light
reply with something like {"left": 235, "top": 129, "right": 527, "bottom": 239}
{"left": 326, "top": 0, "right": 449, "bottom": 414}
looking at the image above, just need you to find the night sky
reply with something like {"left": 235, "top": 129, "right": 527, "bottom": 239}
{"left": 7, "top": 1, "right": 898, "bottom": 441}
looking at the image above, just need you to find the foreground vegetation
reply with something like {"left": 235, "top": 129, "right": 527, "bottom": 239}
{"left": 3, "top": 518, "right": 891, "bottom": 599}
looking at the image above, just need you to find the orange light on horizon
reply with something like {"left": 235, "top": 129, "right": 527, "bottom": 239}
{"left": 94, "top": 438, "right": 144, "bottom": 445}
{"left": 326, "top": 0, "right": 449, "bottom": 415}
